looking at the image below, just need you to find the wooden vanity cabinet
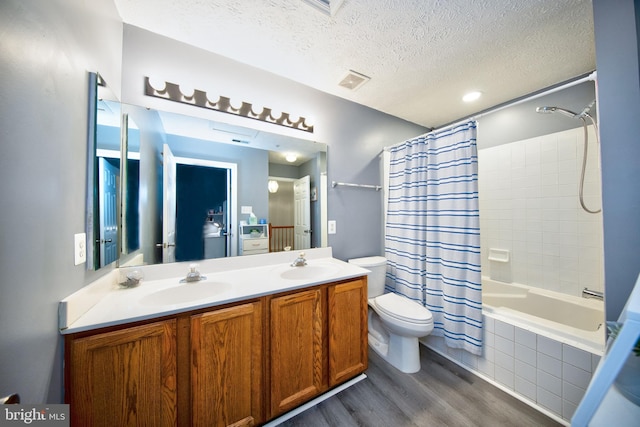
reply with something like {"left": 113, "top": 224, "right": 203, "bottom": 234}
{"left": 269, "top": 288, "right": 326, "bottom": 417}
{"left": 65, "top": 276, "right": 367, "bottom": 426}
{"left": 65, "top": 320, "right": 178, "bottom": 427}
{"left": 190, "top": 301, "right": 263, "bottom": 427}
{"left": 65, "top": 301, "right": 263, "bottom": 427}
{"left": 267, "top": 277, "right": 368, "bottom": 419}
{"left": 328, "top": 277, "right": 368, "bottom": 387}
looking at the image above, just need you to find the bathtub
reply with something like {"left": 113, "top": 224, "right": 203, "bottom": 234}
{"left": 482, "top": 277, "right": 605, "bottom": 354}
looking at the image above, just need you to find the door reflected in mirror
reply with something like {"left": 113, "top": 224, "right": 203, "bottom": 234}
{"left": 87, "top": 71, "right": 122, "bottom": 270}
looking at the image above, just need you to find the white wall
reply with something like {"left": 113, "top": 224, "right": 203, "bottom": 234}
{"left": 478, "top": 127, "right": 604, "bottom": 296}
{"left": 0, "top": 0, "right": 122, "bottom": 402}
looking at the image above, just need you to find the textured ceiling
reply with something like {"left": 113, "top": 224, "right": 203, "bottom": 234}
{"left": 114, "top": 0, "right": 595, "bottom": 128}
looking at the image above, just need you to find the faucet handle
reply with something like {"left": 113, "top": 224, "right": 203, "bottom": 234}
{"left": 183, "top": 263, "right": 206, "bottom": 283}
{"left": 291, "top": 252, "right": 307, "bottom": 267}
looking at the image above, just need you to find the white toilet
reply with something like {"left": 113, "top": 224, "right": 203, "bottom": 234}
{"left": 349, "top": 256, "right": 434, "bottom": 373}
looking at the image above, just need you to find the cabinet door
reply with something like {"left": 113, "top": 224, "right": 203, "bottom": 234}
{"left": 191, "top": 301, "right": 263, "bottom": 427}
{"left": 328, "top": 278, "right": 368, "bottom": 386}
{"left": 270, "top": 288, "right": 324, "bottom": 417}
{"left": 67, "top": 320, "right": 177, "bottom": 427}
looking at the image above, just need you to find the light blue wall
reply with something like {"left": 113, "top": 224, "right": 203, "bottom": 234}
{"left": 477, "top": 80, "right": 597, "bottom": 149}
{"left": 593, "top": 0, "right": 640, "bottom": 320}
{"left": 0, "top": 0, "right": 123, "bottom": 403}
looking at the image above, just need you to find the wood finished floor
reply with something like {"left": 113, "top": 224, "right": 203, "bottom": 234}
{"left": 280, "top": 346, "right": 562, "bottom": 427}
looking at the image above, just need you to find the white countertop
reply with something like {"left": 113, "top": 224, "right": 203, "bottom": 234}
{"left": 60, "top": 249, "right": 369, "bottom": 335}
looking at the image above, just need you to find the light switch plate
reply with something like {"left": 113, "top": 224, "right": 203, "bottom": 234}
{"left": 328, "top": 220, "right": 336, "bottom": 234}
{"left": 241, "top": 205, "right": 253, "bottom": 214}
{"left": 74, "top": 233, "right": 86, "bottom": 265}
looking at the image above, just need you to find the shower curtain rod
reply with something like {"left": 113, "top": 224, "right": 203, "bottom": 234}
{"left": 384, "top": 70, "right": 597, "bottom": 152}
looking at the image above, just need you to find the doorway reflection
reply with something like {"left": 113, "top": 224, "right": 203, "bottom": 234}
{"left": 268, "top": 178, "right": 294, "bottom": 252}
{"left": 176, "top": 163, "right": 229, "bottom": 261}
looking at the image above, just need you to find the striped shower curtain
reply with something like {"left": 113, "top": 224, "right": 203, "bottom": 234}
{"left": 384, "top": 121, "right": 482, "bottom": 355}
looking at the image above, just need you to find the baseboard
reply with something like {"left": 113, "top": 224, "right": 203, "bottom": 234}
{"left": 263, "top": 373, "right": 368, "bottom": 426}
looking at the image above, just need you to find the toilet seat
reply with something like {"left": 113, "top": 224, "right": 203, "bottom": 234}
{"left": 374, "top": 293, "right": 433, "bottom": 325}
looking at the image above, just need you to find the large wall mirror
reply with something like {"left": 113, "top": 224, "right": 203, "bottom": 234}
{"left": 87, "top": 73, "right": 327, "bottom": 270}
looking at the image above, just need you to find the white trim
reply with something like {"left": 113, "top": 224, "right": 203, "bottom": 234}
{"left": 97, "top": 148, "right": 140, "bottom": 160}
{"left": 263, "top": 374, "right": 367, "bottom": 426}
{"left": 268, "top": 176, "right": 296, "bottom": 182}
{"left": 174, "top": 156, "right": 238, "bottom": 257}
{"left": 320, "top": 172, "right": 328, "bottom": 247}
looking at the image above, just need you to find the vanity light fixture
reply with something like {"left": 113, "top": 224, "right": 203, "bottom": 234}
{"left": 144, "top": 76, "right": 314, "bottom": 133}
{"left": 462, "top": 91, "right": 482, "bottom": 103}
{"left": 268, "top": 180, "right": 279, "bottom": 193}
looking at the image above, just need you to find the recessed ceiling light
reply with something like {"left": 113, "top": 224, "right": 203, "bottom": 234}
{"left": 285, "top": 153, "right": 298, "bottom": 163}
{"left": 462, "top": 91, "right": 482, "bottom": 103}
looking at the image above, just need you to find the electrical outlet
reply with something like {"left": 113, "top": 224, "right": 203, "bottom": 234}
{"left": 241, "top": 205, "right": 253, "bottom": 214}
{"left": 328, "top": 220, "right": 336, "bottom": 234}
{"left": 74, "top": 233, "right": 86, "bottom": 265}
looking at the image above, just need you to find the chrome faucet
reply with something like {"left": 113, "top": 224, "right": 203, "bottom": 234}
{"left": 181, "top": 263, "right": 207, "bottom": 283}
{"left": 582, "top": 287, "right": 603, "bottom": 300}
{"left": 119, "top": 270, "right": 144, "bottom": 288}
{"left": 291, "top": 252, "right": 307, "bottom": 267}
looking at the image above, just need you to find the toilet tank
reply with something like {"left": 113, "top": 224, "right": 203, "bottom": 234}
{"left": 348, "top": 256, "right": 387, "bottom": 298}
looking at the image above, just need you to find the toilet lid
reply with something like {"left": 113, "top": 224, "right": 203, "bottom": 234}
{"left": 374, "top": 293, "right": 433, "bottom": 324}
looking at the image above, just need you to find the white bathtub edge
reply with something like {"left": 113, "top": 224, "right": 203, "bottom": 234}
{"left": 484, "top": 307, "right": 605, "bottom": 356}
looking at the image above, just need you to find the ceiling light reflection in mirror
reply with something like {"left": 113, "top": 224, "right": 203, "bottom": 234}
{"left": 157, "top": 112, "right": 324, "bottom": 165}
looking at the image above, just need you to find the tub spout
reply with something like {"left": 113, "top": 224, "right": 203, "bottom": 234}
{"left": 582, "top": 287, "right": 603, "bottom": 301}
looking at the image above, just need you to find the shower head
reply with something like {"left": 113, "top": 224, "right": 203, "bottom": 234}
{"left": 535, "top": 106, "right": 579, "bottom": 118}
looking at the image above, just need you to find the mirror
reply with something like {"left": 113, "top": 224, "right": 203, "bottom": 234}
{"left": 87, "top": 72, "right": 123, "bottom": 270}
{"left": 89, "top": 97, "right": 328, "bottom": 269}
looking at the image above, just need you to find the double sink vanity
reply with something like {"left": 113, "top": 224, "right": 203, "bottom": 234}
{"left": 60, "top": 248, "right": 369, "bottom": 426}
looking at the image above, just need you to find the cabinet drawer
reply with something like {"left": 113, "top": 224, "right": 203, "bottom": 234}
{"left": 242, "top": 238, "right": 268, "bottom": 251}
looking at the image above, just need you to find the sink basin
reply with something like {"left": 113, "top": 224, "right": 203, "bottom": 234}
{"left": 278, "top": 264, "right": 341, "bottom": 281}
{"left": 139, "top": 282, "right": 231, "bottom": 306}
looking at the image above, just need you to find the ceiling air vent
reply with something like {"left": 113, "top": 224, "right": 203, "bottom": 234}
{"left": 301, "top": 0, "right": 345, "bottom": 17}
{"left": 338, "top": 70, "right": 371, "bottom": 91}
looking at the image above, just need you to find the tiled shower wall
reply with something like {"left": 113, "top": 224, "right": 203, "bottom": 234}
{"left": 422, "top": 316, "right": 601, "bottom": 424}
{"left": 478, "top": 126, "right": 604, "bottom": 296}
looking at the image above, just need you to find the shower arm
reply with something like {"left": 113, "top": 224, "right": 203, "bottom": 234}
{"left": 536, "top": 100, "right": 601, "bottom": 214}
